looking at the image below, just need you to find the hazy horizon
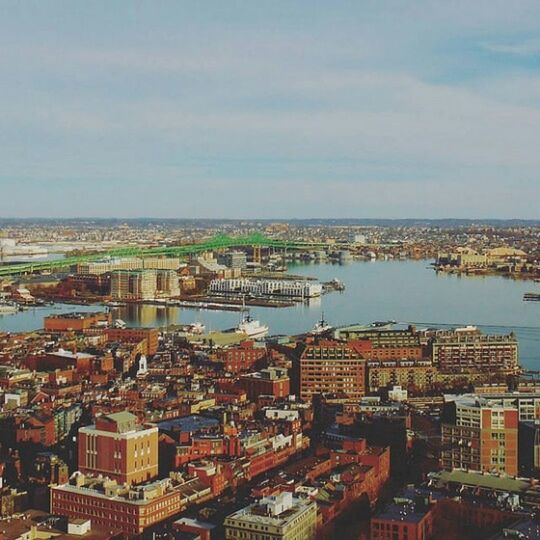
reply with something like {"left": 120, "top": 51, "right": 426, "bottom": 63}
{"left": 1, "top": 1, "right": 540, "bottom": 218}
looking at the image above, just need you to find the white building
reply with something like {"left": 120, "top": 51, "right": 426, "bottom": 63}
{"left": 209, "top": 278, "right": 322, "bottom": 298}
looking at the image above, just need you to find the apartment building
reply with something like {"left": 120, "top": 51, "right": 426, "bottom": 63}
{"left": 441, "top": 395, "right": 518, "bottom": 476}
{"left": 431, "top": 331, "right": 518, "bottom": 373}
{"left": 299, "top": 341, "right": 365, "bottom": 402}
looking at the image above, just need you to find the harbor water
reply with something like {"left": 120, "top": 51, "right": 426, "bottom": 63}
{"left": 1, "top": 260, "right": 539, "bottom": 368}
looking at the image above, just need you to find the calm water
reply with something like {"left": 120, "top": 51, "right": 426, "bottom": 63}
{"left": 0, "top": 253, "right": 66, "bottom": 263}
{"left": 1, "top": 261, "right": 540, "bottom": 368}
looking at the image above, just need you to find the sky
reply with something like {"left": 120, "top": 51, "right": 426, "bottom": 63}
{"left": 1, "top": 1, "right": 540, "bottom": 219}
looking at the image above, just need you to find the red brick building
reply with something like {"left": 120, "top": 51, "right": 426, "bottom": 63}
{"left": 300, "top": 341, "right": 366, "bottom": 402}
{"left": 105, "top": 327, "right": 159, "bottom": 355}
{"left": 44, "top": 312, "right": 111, "bottom": 332}
{"left": 51, "top": 475, "right": 183, "bottom": 536}
{"left": 216, "top": 341, "right": 266, "bottom": 373}
{"left": 16, "top": 413, "right": 56, "bottom": 447}
{"left": 239, "top": 367, "right": 290, "bottom": 401}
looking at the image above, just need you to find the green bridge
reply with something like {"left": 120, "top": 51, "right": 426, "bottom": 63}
{"left": 0, "top": 233, "right": 329, "bottom": 277}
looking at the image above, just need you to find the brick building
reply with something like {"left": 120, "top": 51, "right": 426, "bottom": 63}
{"left": 441, "top": 395, "right": 518, "bottom": 476}
{"left": 239, "top": 367, "right": 290, "bottom": 401}
{"left": 78, "top": 411, "right": 158, "bottom": 485}
{"left": 299, "top": 341, "right": 365, "bottom": 402}
{"left": 367, "top": 359, "right": 436, "bottom": 392}
{"left": 44, "top": 312, "right": 111, "bottom": 332}
{"left": 51, "top": 475, "right": 184, "bottom": 536}
{"left": 216, "top": 341, "right": 266, "bottom": 374}
{"left": 431, "top": 331, "right": 519, "bottom": 373}
{"left": 105, "top": 327, "right": 159, "bottom": 355}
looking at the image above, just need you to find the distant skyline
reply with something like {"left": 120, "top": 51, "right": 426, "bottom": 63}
{"left": 1, "top": 1, "right": 540, "bottom": 219}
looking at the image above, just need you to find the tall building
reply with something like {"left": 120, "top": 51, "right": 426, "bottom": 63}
{"left": 111, "top": 269, "right": 157, "bottom": 300}
{"left": 110, "top": 269, "right": 179, "bottom": 300}
{"left": 224, "top": 492, "right": 317, "bottom": 540}
{"left": 441, "top": 395, "right": 518, "bottom": 476}
{"left": 335, "top": 324, "right": 421, "bottom": 348}
{"left": 155, "top": 269, "right": 180, "bottom": 297}
{"left": 76, "top": 257, "right": 142, "bottom": 275}
{"left": 78, "top": 411, "right": 158, "bottom": 485}
{"left": 299, "top": 340, "right": 365, "bottom": 402}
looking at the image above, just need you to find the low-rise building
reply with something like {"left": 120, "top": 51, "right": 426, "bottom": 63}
{"left": 240, "top": 367, "right": 290, "bottom": 401}
{"left": 224, "top": 492, "right": 317, "bottom": 540}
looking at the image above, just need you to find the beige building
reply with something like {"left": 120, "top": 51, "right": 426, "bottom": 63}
{"left": 111, "top": 269, "right": 157, "bottom": 300}
{"left": 111, "top": 269, "right": 180, "bottom": 300}
{"left": 76, "top": 257, "right": 180, "bottom": 275}
{"left": 156, "top": 269, "right": 180, "bottom": 297}
{"left": 78, "top": 411, "right": 158, "bottom": 485}
{"left": 367, "top": 359, "right": 436, "bottom": 392}
{"left": 224, "top": 492, "right": 317, "bottom": 540}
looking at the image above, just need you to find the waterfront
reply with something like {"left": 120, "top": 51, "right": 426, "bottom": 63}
{"left": 1, "top": 260, "right": 540, "bottom": 368}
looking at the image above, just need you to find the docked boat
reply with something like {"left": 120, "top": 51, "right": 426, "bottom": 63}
{"left": 235, "top": 314, "right": 269, "bottom": 339}
{"left": 113, "top": 318, "right": 127, "bottom": 328}
{"left": 187, "top": 322, "right": 206, "bottom": 334}
{"left": 311, "top": 314, "right": 332, "bottom": 334}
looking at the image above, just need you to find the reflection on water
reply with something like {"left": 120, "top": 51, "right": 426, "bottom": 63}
{"left": 1, "top": 260, "right": 540, "bottom": 368}
{"left": 111, "top": 304, "right": 182, "bottom": 327}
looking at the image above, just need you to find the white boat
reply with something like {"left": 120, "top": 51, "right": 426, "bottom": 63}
{"left": 235, "top": 314, "right": 269, "bottom": 339}
{"left": 187, "top": 321, "right": 206, "bottom": 335}
{"left": 311, "top": 314, "right": 332, "bottom": 334}
{"left": 113, "top": 318, "right": 127, "bottom": 329}
{"left": 107, "top": 301, "right": 126, "bottom": 307}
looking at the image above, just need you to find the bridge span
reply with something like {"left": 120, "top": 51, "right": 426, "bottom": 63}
{"left": 0, "top": 233, "right": 331, "bottom": 277}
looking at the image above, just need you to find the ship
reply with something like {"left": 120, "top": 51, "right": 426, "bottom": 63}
{"left": 311, "top": 314, "right": 332, "bottom": 334}
{"left": 235, "top": 313, "right": 269, "bottom": 339}
{"left": 187, "top": 321, "right": 206, "bottom": 334}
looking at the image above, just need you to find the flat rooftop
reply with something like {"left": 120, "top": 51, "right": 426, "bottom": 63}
{"left": 157, "top": 414, "right": 219, "bottom": 433}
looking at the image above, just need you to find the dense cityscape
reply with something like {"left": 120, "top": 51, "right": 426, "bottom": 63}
{"left": 1, "top": 220, "right": 540, "bottom": 539}
{"left": 2, "top": 1, "right": 540, "bottom": 538}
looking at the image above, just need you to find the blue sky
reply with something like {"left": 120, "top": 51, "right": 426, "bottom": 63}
{"left": 1, "top": 1, "right": 540, "bottom": 218}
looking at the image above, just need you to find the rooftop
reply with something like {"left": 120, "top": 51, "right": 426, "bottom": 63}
{"left": 157, "top": 414, "right": 219, "bottom": 433}
{"left": 225, "top": 494, "right": 315, "bottom": 528}
{"left": 432, "top": 470, "right": 531, "bottom": 494}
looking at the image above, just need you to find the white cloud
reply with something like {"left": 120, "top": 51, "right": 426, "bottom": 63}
{"left": 1, "top": 1, "right": 540, "bottom": 217}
